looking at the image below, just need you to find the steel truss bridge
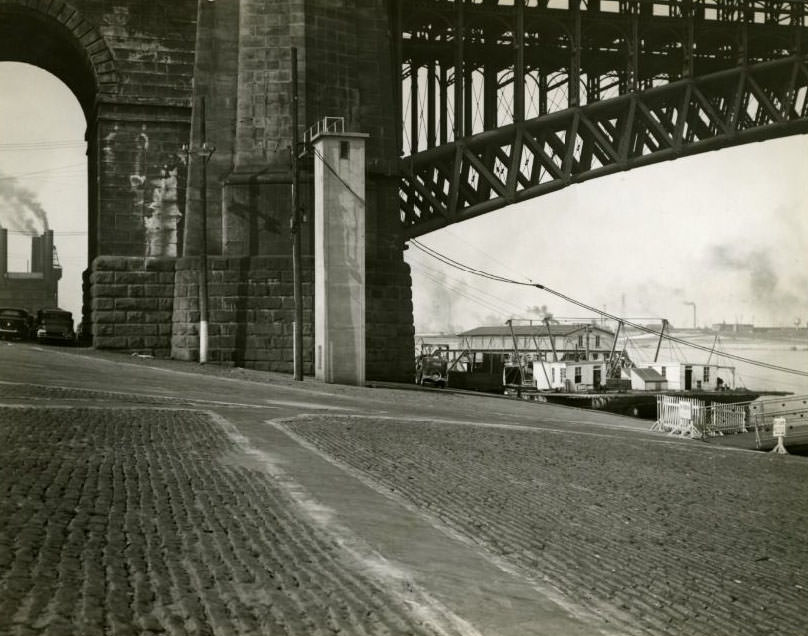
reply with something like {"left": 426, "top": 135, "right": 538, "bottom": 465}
{"left": 395, "top": 0, "right": 808, "bottom": 237}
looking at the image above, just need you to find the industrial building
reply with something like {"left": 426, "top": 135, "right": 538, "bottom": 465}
{"left": 0, "top": 228, "right": 61, "bottom": 312}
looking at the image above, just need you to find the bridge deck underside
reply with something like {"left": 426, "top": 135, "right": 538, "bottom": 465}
{"left": 396, "top": 1, "right": 808, "bottom": 236}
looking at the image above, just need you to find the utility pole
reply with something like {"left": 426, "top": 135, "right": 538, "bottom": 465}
{"left": 199, "top": 97, "right": 209, "bottom": 363}
{"left": 290, "top": 47, "right": 303, "bottom": 381}
{"left": 184, "top": 98, "right": 215, "bottom": 364}
{"left": 654, "top": 318, "right": 668, "bottom": 363}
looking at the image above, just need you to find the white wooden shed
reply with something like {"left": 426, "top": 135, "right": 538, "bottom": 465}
{"left": 534, "top": 360, "right": 607, "bottom": 391}
{"left": 645, "top": 361, "right": 735, "bottom": 391}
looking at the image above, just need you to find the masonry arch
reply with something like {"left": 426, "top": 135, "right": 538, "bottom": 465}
{"left": 0, "top": 0, "right": 197, "bottom": 356}
{"left": 0, "top": 1, "right": 117, "bottom": 117}
{"left": 0, "top": 1, "right": 122, "bottom": 270}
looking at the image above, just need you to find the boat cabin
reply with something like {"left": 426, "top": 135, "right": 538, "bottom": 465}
{"left": 533, "top": 360, "right": 607, "bottom": 392}
{"left": 642, "top": 361, "right": 735, "bottom": 391}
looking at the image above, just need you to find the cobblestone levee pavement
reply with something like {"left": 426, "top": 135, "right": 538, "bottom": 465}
{"left": 282, "top": 415, "right": 808, "bottom": 635}
{"left": 1, "top": 342, "right": 807, "bottom": 635}
{"left": 0, "top": 407, "right": 460, "bottom": 636}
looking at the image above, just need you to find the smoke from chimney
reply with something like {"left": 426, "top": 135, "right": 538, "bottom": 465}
{"left": 0, "top": 170, "right": 50, "bottom": 234}
{"left": 710, "top": 244, "right": 780, "bottom": 300}
{"left": 708, "top": 243, "right": 806, "bottom": 323}
{"left": 526, "top": 304, "right": 558, "bottom": 323}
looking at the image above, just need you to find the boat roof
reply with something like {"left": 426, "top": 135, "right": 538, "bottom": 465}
{"left": 543, "top": 359, "right": 605, "bottom": 367}
{"left": 459, "top": 323, "right": 613, "bottom": 337}
{"left": 650, "top": 361, "right": 735, "bottom": 369}
{"left": 631, "top": 367, "right": 667, "bottom": 382}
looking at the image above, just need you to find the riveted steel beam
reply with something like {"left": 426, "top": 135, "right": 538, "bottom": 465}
{"left": 401, "top": 54, "right": 808, "bottom": 237}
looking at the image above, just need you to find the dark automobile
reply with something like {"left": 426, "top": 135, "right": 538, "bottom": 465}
{"left": 415, "top": 353, "right": 448, "bottom": 388}
{"left": 0, "top": 307, "right": 32, "bottom": 340}
{"left": 34, "top": 308, "right": 75, "bottom": 344}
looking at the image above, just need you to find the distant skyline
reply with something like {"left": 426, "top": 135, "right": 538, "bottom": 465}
{"left": 1, "top": 61, "right": 808, "bottom": 336}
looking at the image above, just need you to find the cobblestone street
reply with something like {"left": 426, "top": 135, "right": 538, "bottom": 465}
{"left": 284, "top": 414, "right": 808, "bottom": 636}
{"left": 0, "top": 406, "right": 455, "bottom": 636}
{"left": 1, "top": 345, "right": 807, "bottom": 635}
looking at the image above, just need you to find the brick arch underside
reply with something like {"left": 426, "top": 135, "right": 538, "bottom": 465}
{"left": 0, "top": 1, "right": 117, "bottom": 115}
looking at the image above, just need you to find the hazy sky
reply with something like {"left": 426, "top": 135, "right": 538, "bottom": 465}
{"left": 0, "top": 62, "right": 86, "bottom": 320}
{"left": 1, "top": 61, "right": 808, "bottom": 335}
{"left": 406, "top": 126, "right": 808, "bottom": 334}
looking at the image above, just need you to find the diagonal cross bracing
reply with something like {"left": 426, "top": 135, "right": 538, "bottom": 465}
{"left": 400, "top": 55, "right": 808, "bottom": 238}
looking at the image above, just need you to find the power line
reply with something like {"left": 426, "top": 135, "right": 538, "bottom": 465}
{"left": 410, "top": 261, "right": 518, "bottom": 317}
{"left": 436, "top": 227, "right": 534, "bottom": 284}
{"left": 411, "top": 239, "right": 808, "bottom": 378}
{"left": 0, "top": 140, "right": 85, "bottom": 151}
{"left": 0, "top": 163, "right": 86, "bottom": 181}
{"left": 309, "top": 146, "right": 366, "bottom": 204}
{"left": 533, "top": 283, "right": 808, "bottom": 377}
{"left": 5, "top": 230, "right": 87, "bottom": 236}
{"left": 409, "top": 253, "right": 529, "bottom": 316}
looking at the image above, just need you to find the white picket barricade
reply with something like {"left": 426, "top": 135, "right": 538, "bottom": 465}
{"left": 706, "top": 402, "right": 747, "bottom": 436}
{"left": 653, "top": 395, "right": 704, "bottom": 438}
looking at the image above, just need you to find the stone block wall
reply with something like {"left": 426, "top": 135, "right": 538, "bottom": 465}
{"left": 366, "top": 257, "right": 415, "bottom": 382}
{"left": 89, "top": 256, "right": 176, "bottom": 356}
{"left": 93, "top": 109, "right": 192, "bottom": 259}
{"left": 172, "top": 256, "right": 314, "bottom": 373}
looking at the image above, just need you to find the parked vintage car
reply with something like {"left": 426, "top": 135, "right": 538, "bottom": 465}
{"left": 415, "top": 352, "right": 448, "bottom": 388}
{"left": 0, "top": 307, "right": 33, "bottom": 340}
{"left": 33, "top": 308, "right": 75, "bottom": 344}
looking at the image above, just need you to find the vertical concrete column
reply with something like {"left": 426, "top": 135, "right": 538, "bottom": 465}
{"left": 313, "top": 132, "right": 368, "bottom": 385}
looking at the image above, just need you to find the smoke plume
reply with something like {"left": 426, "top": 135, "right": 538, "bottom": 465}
{"left": 0, "top": 170, "right": 50, "bottom": 234}
{"left": 708, "top": 243, "right": 806, "bottom": 324}
{"left": 526, "top": 304, "right": 557, "bottom": 323}
{"left": 710, "top": 245, "right": 781, "bottom": 301}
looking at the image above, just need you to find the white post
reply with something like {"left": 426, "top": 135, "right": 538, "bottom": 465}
{"left": 771, "top": 417, "right": 788, "bottom": 455}
{"left": 312, "top": 130, "right": 368, "bottom": 385}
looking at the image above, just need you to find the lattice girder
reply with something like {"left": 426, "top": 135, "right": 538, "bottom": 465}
{"left": 401, "top": 54, "right": 808, "bottom": 237}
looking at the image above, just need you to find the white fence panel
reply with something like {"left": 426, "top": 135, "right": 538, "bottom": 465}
{"left": 705, "top": 402, "right": 747, "bottom": 435}
{"left": 653, "top": 395, "right": 704, "bottom": 438}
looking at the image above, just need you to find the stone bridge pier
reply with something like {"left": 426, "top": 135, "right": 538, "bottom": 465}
{"left": 1, "top": 0, "right": 414, "bottom": 383}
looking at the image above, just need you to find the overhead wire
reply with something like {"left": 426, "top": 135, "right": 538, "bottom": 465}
{"left": 0, "top": 163, "right": 86, "bottom": 181}
{"left": 410, "top": 263, "right": 508, "bottom": 317}
{"left": 409, "top": 258, "right": 527, "bottom": 317}
{"left": 411, "top": 239, "right": 808, "bottom": 378}
{"left": 6, "top": 230, "right": 87, "bottom": 236}
{"left": 435, "top": 227, "right": 534, "bottom": 284}
{"left": 0, "top": 139, "right": 85, "bottom": 151}
{"left": 308, "top": 146, "right": 366, "bottom": 204}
